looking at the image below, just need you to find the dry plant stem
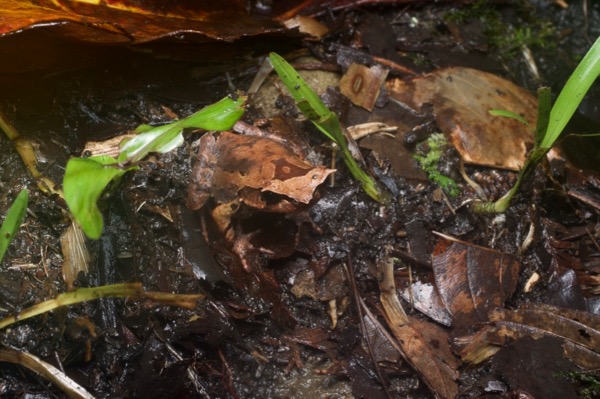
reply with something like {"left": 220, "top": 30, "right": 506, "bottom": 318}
{"left": 0, "top": 111, "right": 63, "bottom": 198}
{"left": 379, "top": 256, "right": 408, "bottom": 323}
{"left": 0, "top": 283, "right": 205, "bottom": 330}
{"left": 0, "top": 348, "right": 95, "bottom": 399}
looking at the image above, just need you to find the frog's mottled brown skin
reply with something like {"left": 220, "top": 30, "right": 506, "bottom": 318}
{"left": 187, "top": 130, "right": 333, "bottom": 212}
{"left": 187, "top": 129, "right": 333, "bottom": 271}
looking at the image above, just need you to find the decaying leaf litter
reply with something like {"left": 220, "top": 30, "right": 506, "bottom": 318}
{"left": 1, "top": 1, "right": 600, "bottom": 398}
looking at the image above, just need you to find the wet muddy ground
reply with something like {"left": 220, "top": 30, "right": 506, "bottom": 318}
{"left": 0, "top": 1, "right": 599, "bottom": 398}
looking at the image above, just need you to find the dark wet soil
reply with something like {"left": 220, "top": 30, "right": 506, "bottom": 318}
{"left": 0, "top": 1, "right": 599, "bottom": 398}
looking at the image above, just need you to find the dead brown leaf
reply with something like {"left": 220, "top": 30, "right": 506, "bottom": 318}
{"left": 0, "top": 0, "right": 283, "bottom": 43}
{"left": 458, "top": 303, "right": 600, "bottom": 369}
{"left": 386, "top": 67, "right": 537, "bottom": 170}
{"left": 431, "top": 232, "right": 520, "bottom": 328}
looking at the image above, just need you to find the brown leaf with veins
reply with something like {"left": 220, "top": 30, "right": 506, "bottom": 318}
{"left": 458, "top": 303, "right": 600, "bottom": 369}
{"left": 431, "top": 232, "right": 520, "bottom": 329}
{"left": 387, "top": 67, "right": 537, "bottom": 170}
{"left": 187, "top": 131, "right": 334, "bottom": 211}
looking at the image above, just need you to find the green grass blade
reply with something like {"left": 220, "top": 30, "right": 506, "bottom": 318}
{"left": 269, "top": 52, "right": 387, "bottom": 202}
{"left": 0, "top": 189, "right": 28, "bottom": 263}
{"left": 541, "top": 36, "right": 600, "bottom": 149}
{"left": 179, "top": 96, "right": 246, "bottom": 131}
{"left": 534, "top": 87, "right": 552, "bottom": 149}
{"left": 269, "top": 53, "right": 332, "bottom": 119}
{"left": 64, "top": 98, "right": 245, "bottom": 239}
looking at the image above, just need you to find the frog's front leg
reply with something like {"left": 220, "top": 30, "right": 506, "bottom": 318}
{"left": 211, "top": 199, "right": 240, "bottom": 244}
{"left": 211, "top": 199, "right": 275, "bottom": 273}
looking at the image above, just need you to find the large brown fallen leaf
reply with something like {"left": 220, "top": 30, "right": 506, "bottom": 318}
{"left": 386, "top": 67, "right": 537, "bottom": 170}
{"left": 0, "top": 0, "right": 283, "bottom": 43}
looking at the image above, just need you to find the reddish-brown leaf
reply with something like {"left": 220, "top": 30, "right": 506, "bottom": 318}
{"left": 431, "top": 232, "right": 520, "bottom": 328}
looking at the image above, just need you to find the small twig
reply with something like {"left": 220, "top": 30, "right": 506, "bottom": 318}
{"left": 344, "top": 254, "right": 393, "bottom": 399}
{"left": 218, "top": 349, "right": 240, "bottom": 399}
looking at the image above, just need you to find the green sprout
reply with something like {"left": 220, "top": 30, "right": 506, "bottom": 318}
{"left": 474, "top": 36, "right": 600, "bottom": 213}
{"left": 268, "top": 53, "right": 388, "bottom": 203}
{"left": 0, "top": 189, "right": 28, "bottom": 263}
{"left": 413, "top": 133, "right": 460, "bottom": 197}
{"left": 64, "top": 97, "right": 246, "bottom": 239}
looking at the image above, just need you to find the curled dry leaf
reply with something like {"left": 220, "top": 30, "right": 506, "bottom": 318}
{"left": 458, "top": 303, "right": 600, "bottom": 369}
{"left": 0, "top": 0, "right": 283, "bottom": 43}
{"left": 187, "top": 131, "right": 334, "bottom": 212}
{"left": 386, "top": 67, "right": 537, "bottom": 170}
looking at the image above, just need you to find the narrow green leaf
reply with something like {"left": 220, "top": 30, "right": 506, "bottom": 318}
{"left": 179, "top": 96, "right": 246, "bottom": 131}
{"left": 269, "top": 52, "right": 388, "bottom": 202}
{"left": 541, "top": 36, "right": 600, "bottom": 149}
{"left": 534, "top": 87, "right": 551, "bottom": 149}
{"left": 63, "top": 157, "right": 138, "bottom": 239}
{"left": 488, "top": 109, "right": 530, "bottom": 125}
{"left": 0, "top": 189, "right": 28, "bottom": 263}
{"left": 269, "top": 53, "right": 331, "bottom": 119}
{"left": 119, "top": 97, "right": 245, "bottom": 162}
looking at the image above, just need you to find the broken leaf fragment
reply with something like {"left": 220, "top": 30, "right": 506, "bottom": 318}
{"left": 387, "top": 67, "right": 537, "bottom": 170}
{"left": 339, "top": 63, "right": 389, "bottom": 111}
